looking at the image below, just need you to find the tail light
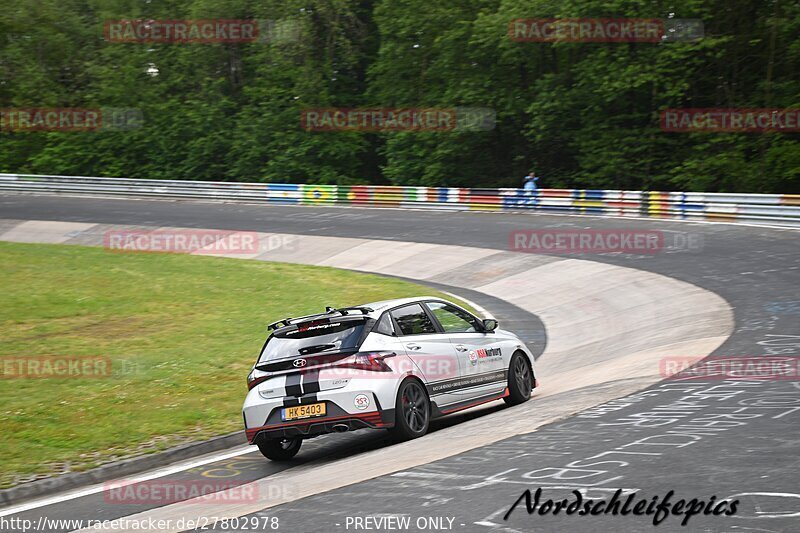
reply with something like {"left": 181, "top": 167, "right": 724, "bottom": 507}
{"left": 248, "top": 351, "right": 397, "bottom": 389}
{"left": 247, "top": 369, "right": 271, "bottom": 390}
{"left": 336, "top": 351, "right": 397, "bottom": 372}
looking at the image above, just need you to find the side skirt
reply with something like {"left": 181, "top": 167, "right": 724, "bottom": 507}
{"left": 430, "top": 388, "right": 509, "bottom": 419}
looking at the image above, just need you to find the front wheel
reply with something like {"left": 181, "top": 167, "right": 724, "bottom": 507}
{"left": 389, "top": 379, "right": 430, "bottom": 441}
{"left": 257, "top": 437, "right": 302, "bottom": 461}
{"left": 504, "top": 352, "right": 533, "bottom": 406}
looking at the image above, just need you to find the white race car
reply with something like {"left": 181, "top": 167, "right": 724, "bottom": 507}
{"left": 243, "top": 297, "right": 536, "bottom": 460}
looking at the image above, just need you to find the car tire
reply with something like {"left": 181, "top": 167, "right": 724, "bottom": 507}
{"left": 257, "top": 437, "right": 302, "bottom": 461}
{"left": 504, "top": 352, "right": 533, "bottom": 406}
{"left": 389, "top": 379, "right": 430, "bottom": 441}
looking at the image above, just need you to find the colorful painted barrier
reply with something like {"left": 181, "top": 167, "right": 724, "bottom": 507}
{"left": 1, "top": 174, "right": 798, "bottom": 227}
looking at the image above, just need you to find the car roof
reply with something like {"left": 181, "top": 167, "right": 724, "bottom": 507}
{"left": 268, "top": 296, "right": 453, "bottom": 332}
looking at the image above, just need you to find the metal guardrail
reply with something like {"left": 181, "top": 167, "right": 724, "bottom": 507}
{"left": 1, "top": 173, "right": 799, "bottom": 227}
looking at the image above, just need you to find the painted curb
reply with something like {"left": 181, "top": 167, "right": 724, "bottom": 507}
{"left": 0, "top": 431, "right": 246, "bottom": 508}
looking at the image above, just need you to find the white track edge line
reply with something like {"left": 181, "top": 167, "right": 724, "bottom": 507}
{"left": 0, "top": 446, "right": 254, "bottom": 517}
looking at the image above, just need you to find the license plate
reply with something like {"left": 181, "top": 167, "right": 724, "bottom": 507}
{"left": 281, "top": 402, "right": 326, "bottom": 421}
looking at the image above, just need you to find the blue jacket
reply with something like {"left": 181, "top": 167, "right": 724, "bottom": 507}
{"left": 523, "top": 176, "right": 539, "bottom": 190}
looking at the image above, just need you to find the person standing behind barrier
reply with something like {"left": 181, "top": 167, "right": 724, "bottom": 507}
{"left": 522, "top": 171, "right": 540, "bottom": 207}
{"left": 523, "top": 171, "right": 539, "bottom": 191}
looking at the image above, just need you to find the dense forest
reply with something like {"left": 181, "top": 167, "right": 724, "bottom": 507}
{"left": 1, "top": 0, "right": 798, "bottom": 192}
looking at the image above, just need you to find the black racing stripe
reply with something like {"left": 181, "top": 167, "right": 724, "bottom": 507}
{"left": 302, "top": 369, "right": 321, "bottom": 394}
{"left": 299, "top": 394, "right": 318, "bottom": 404}
{"left": 285, "top": 373, "right": 302, "bottom": 397}
{"left": 284, "top": 393, "right": 318, "bottom": 407}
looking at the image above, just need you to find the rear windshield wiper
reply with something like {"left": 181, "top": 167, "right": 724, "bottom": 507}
{"left": 297, "top": 343, "right": 337, "bottom": 355}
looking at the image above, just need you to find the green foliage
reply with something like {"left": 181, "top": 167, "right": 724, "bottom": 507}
{"left": 0, "top": 0, "right": 797, "bottom": 192}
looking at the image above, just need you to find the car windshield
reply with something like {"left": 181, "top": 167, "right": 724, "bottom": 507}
{"left": 258, "top": 318, "right": 367, "bottom": 364}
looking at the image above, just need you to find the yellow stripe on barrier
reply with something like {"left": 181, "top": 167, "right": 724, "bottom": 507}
{"left": 468, "top": 202, "right": 503, "bottom": 211}
{"left": 573, "top": 200, "right": 605, "bottom": 208}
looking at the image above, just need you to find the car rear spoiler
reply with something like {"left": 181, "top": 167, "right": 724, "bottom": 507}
{"left": 267, "top": 306, "right": 374, "bottom": 331}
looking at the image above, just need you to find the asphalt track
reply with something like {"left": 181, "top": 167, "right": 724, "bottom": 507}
{"left": 1, "top": 194, "right": 799, "bottom": 532}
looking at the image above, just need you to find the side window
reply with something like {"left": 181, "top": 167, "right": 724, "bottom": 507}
{"left": 391, "top": 304, "right": 437, "bottom": 335}
{"left": 374, "top": 312, "right": 395, "bottom": 336}
{"left": 427, "top": 302, "right": 479, "bottom": 333}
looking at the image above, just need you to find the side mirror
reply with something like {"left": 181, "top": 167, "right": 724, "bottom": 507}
{"left": 482, "top": 319, "right": 498, "bottom": 332}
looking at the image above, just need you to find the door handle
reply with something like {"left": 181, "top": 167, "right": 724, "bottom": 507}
{"left": 455, "top": 344, "right": 468, "bottom": 352}
{"left": 406, "top": 343, "right": 421, "bottom": 351}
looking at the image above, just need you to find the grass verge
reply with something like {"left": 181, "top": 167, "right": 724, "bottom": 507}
{"left": 0, "top": 241, "right": 472, "bottom": 488}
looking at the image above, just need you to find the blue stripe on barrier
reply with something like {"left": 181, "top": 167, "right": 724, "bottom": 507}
{"left": 683, "top": 203, "right": 706, "bottom": 211}
{"left": 572, "top": 189, "right": 605, "bottom": 214}
{"left": 673, "top": 192, "right": 686, "bottom": 219}
{"left": 266, "top": 183, "right": 300, "bottom": 204}
{"left": 502, "top": 193, "right": 524, "bottom": 209}
{"left": 267, "top": 183, "right": 299, "bottom": 191}
{"left": 583, "top": 190, "right": 606, "bottom": 200}
{"left": 502, "top": 191, "right": 540, "bottom": 209}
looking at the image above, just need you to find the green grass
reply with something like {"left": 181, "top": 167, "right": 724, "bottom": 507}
{"left": 0, "top": 242, "right": 472, "bottom": 488}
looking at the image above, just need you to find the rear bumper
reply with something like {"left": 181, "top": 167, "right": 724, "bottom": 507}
{"left": 246, "top": 406, "right": 394, "bottom": 443}
{"left": 243, "top": 372, "right": 401, "bottom": 443}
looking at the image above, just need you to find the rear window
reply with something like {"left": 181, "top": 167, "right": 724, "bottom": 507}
{"left": 258, "top": 318, "right": 368, "bottom": 363}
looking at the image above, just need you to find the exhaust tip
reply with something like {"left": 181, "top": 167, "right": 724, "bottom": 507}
{"left": 331, "top": 424, "right": 349, "bottom": 433}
